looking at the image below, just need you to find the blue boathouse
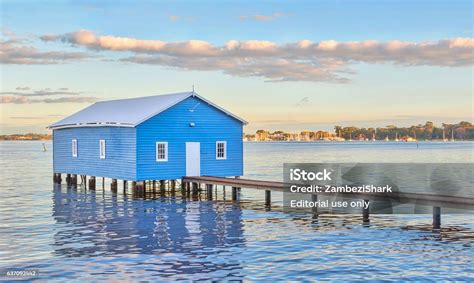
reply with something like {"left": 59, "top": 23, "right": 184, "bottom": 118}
{"left": 49, "top": 92, "right": 247, "bottom": 184}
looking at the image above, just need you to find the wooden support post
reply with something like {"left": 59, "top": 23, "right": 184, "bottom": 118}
{"left": 153, "top": 180, "right": 156, "bottom": 190}
{"left": 265, "top": 190, "right": 271, "bottom": 206}
{"left": 170, "top": 180, "right": 176, "bottom": 195}
{"left": 223, "top": 185, "right": 226, "bottom": 198}
{"left": 206, "top": 184, "right": 213, "bottom": 200}
{"left": 433, "top": 207, "right": 441, "bottom": 229}
{"left": 160, "top": 180, "right": 165, "bottom": 192}
{"left": 362, "top": 199, "right": 370, "bottom": 223}
{"left": 232, "top": 187, "right": 238, "bottom": 201}
{"left": 89, "top": 176, "right": 96, "bottom": 190}
{"left": 123, "top": 180, "right": 127, "bottom": 189}
{"left": 311, "top": 194, "right": 318, "bottom": 215}
{"left": 66, "top": 174, "right": 71, "bottom": 185}
{"left": 102, "top": 177, "right": 105, "bottom": 189}
{"left": 111, "top": 179, "right": 117, "bottom": 191}
{"left": 71, "top": 174, "right": 77, "bottom": 186}
{"left": 53, "top": 173, "right": 61, "bottom": 184}
{"left": 192, "top": 182, "right": 199, "bottom": 196}
{"left": 233, "top": 176, "right": 241, "bottom": 202}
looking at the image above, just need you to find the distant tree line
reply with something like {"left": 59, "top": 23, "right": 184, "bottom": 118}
{"left": 334, "top": 121, "right": 474, "bottom": 140}
{"left": 246, "top": 121, "right": 474, "bottom": 141}
{"left": 0, "top": 133, "right": 52, "bottom": 140}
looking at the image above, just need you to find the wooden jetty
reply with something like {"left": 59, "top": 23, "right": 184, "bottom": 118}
{"left": 183, "top": 176, "right": 474, "bottom": 229}
{"left": 53, "top": 173, "right": 474, "bottom": 229}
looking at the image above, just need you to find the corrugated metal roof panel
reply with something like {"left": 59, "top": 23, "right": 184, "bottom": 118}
{"left": 48, "top": 92, "right": 247, "bottom": 129}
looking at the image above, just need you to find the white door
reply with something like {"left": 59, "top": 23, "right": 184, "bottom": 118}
{"left": 186, "top": 142, "right": 201, "bottom": 176}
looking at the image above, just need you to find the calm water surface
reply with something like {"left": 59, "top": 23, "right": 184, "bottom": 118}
{"left": 0, "top": 141, "right": 473, "bottom": 281}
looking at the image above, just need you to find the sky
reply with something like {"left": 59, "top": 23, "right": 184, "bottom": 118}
{"left": 0, "top": 0, "right": 473, "bottom": 134}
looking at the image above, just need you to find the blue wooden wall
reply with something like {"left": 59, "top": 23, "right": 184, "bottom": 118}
{"left": 136, "top": 96, "right": 243, "bottom": 180}
{"left": 53, "top": 127, "right": 136, "bottom": 180}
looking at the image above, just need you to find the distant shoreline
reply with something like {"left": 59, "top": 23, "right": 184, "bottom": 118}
{"left": 0, "top": 134, "right": 51, "bottom": 141}
{"left": 0, "top": 139, "right": 51, "bottom": 141}
{"left": 2, "top": 139, "right": 473, "bottom": 143}
{"left": 243, "top": 140, "right": 473, "bottom": 142}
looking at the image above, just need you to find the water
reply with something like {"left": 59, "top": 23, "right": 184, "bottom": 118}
{"left": 0, "top": 141, "right": 473, "bottom": 281}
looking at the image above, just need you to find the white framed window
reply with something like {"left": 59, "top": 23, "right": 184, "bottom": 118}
{"left": 216, "top": 141, "right": 227, "bottom": 160}
{"left": 99, "top": 139, "right": 106, "bottom": 159}
{"left": 72, "top": 139, "right": 77, "bottom": 157}
{"left": 156, "top": 142, "right": 168, "bottom": 162}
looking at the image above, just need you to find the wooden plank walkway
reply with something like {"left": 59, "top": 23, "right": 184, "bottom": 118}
{"left": 182, "top": 176, "right": 474, "bottom": 211}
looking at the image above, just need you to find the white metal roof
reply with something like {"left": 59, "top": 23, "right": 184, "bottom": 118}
{"left": 48, "top": 92, "right": 248, "bottom": 129}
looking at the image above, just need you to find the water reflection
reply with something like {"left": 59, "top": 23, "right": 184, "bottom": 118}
{"left": 52, "top": 185, "right": 245, "bottom": 279}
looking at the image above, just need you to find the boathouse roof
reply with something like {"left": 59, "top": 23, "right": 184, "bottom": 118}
{"left": 48, "top": 92, "right": 247, "bottom": 129}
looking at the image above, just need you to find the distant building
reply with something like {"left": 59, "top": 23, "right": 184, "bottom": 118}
{"left": 49, "top": 92, "right": 247, "bottom": 181}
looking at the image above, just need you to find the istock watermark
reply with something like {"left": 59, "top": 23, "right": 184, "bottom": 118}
{"left": 283, "top": 163, "right": 474, "bottom": 214}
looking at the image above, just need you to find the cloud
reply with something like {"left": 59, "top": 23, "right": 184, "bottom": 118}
{"left": 15, "top": 86, "right": 30, "bottom": 91}
{"left": 38, "top": 30, "right": 474, "bottom": 82}
{"left": 1, "top": 86, "right": 96, "bottom": 104}
{"left": 167, "top": 15, "right": 194, "bottom": 22}
{"left": 1, "top": 29, "right": 92, "bottom": 65}
{"left": 240, "top": 13, "right": 287, "bottom": 21}
{"left": 1, "top": 27, "right": 17, "bottom": 39}
{"left": 10, "top": 114, "right": 63, "bottom": 119}
{"left": 169, "top": 15, "right": 179, "bottom": 22}
{"left": 0, "top": 96, "right": 29, "bottom": 104}
{"left": 1, "top": 88, "right": 82, "bottom": 96}
{"left": 293, "top": 97, "right": 310, "bottom": 107}
{"left": 0, "top": 41, "right": 91, "bottom": 64}
{"left": 0, "top": 96, "right": 98, "bottom": 104}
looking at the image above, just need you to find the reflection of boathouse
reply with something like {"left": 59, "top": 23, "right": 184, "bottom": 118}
{"left": 52, "top": 186, "right": 245, "bottom": 275}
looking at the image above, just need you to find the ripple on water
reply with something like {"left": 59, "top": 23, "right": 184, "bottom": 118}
{"left": 0, "top": 141, "right": 473, "bottom": 281}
